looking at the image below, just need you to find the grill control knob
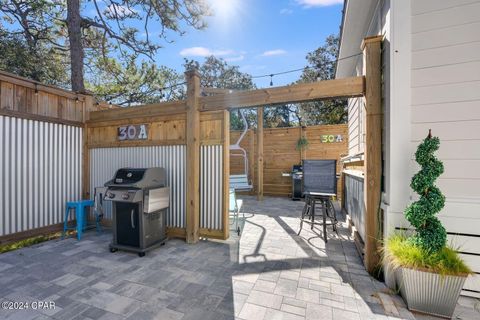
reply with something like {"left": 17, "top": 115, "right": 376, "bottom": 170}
{"left": 122, "top": 193, "right": 129, "bottom": 200}
{"left": 108, "top": 192, "right": 115, "bottom": 199}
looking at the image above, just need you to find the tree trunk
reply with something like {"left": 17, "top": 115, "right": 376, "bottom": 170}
{"left": 66, "top": 0, "right": 85, "bottom": 92}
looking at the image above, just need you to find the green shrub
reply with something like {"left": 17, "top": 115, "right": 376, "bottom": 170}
{"left": 384, "top": 234, "right": 471, "bottom": 276}
{"left": 404, "top": 131, "right": 446, "bottom": 253}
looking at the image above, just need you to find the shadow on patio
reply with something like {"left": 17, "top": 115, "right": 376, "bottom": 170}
{"left": 0, "top": 196, "right": 478, "bottom": 320}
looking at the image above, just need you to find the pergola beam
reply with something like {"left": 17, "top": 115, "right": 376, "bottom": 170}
{"left": 199, "top": 76, "right": 364, "bottom": 111}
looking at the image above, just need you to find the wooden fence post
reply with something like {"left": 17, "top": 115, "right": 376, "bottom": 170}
{"left": 82, "top": 95, "right": 94, "bottom": 200}
{"left": 222, "top": 110, "right": 230, "bottom": 240}
{"left": 362, "top": 35, "right": 383, "bottom": 274}
{"left": 257, "top": 107, "right": 264, "bottom": 201}
{"left": 248, "top": 129, "right": 255, "bottom": 195}
{"left": 186, "top": 69, "right": 201, "bottom": 244}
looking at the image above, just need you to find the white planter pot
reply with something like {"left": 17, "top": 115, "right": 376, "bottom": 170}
{"left": 395, "top": 267, "right": 467, "bottom": 319}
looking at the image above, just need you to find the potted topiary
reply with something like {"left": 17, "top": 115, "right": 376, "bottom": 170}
{"left": 384, "top": 130, "right": 472, "bottom": 319}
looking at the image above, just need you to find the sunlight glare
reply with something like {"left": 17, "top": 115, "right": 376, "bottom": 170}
{"left": 209, "top": 0, "right": 241, "bottom": 20}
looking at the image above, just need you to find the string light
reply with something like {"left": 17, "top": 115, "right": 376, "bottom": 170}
{"left": 152, "top": 52, "right": 363, "bottom": 93}
{"left": 34, "top": 84, "right": 38, "bottom": 96}
{"left": 251, "top": 52, "right": 363, "bottom": 83}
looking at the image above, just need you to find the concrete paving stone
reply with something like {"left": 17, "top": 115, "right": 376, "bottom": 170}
{"left": 343, "top": 297, "right": 359, "bottom": 313}
{"left": 319, "top": 297, "right": 345, "bottom": 310}
{"left": 199, "top": 294, "right": 224, "bottom": 311}
{"left": 330, "top": 283, "right": 356, "bottom": 298}
{"left": 295, "top": 288, "right": 320, "bottom": 304}
{"left": 70, "top": 287, "right": 140, "bottom": 317}
{"left": 258, "top": 271, "right": 281, "bottom": 282}
{"left": 233, "top": 280, "right": 255, "bottom": 295}
{"left": 253, "top": 279, "right": 277, "bottom": 293}
{"left": 297, "top": 278, "right": 310, "bottom": 289}
{"left": 306, "top": 302, "right": 332, "bottom": 320}
{"left": 166, "top": 295, "right": 201, "bottom": 314}
{"left": 81, "top": 305, "right": 108, "bottom": 319}
{"left": 265, "top": 308, "right": 305, "bottom": 320}
{"left": 274, "top": 278, "right": 298, "bottom": 298}
{"left": 3, "top": 197, "right": 477, "bottom": 320}
{"left": 280, "top": 270, "right": 300, "bottom": 281}
{"left": 332, "top": 307, "right": 361, "bottom": 320}
{"left": 280, "top": 303, "right": 306, "bottom": 317}
{"left": 52, "top": 301, "right": 92, "bottom": 319}
{"left": 282, "top": 297, "right": 307, "bottom": 309}
{"left": 51, "top": 273, "right": 85, "bottom": 287}
{"left": 109, "top": 280, "right": 159, "bottom": 301}
{"left": 238, "top": 302, "right": 267, "bottom": 320}
{"left": 246, "top": 290, "right": 283, "bottom": 309}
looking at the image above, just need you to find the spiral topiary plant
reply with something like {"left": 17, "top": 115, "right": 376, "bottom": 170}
{"left": 404, "top": 129, "right": 446, "bottom": 253}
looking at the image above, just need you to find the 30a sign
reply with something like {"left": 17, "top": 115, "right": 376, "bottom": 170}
{"left": 321, "top": 134, "right": 343, "bottom": 143}
{"left": 118, "top": 124, "right": 148, "bottom": 141}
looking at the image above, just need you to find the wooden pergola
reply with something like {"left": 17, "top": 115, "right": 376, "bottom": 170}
{"left": 86, "top": 36, "right": 383, "bottom": 274}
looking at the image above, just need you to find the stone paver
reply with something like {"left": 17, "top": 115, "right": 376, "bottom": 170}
{"left": 0, "top": 196, "right": 478, "bottom": 320}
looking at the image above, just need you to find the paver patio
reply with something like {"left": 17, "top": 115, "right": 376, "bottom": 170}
{"left": 0, "top": 196, "right": 478, "bottom": 320}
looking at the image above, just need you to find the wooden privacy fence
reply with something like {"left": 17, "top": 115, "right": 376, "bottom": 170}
{"left": 0, "top": 70, "right": 108, "bottom": 243}
{"left": 1, "top": 37, "right": 380, "bottom": 273}
{"left": 230, "top": 124, "right": 348, "bottom": 198}
{"left": 86, "top": 108, "right": 230, "bottom": 241}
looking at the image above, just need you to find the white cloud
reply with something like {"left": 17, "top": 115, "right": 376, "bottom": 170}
{"left": 296, "top": 0, "right": 343, "bottom": 8}
{"left": 104, "top": 4, "right": 137, "bottom": 18}
{"left": 280, "top": 8, "right": 293, "bottom": 15}
{"left": 179, "top": 47, "right": 234, "bottom": 57}
{"left": 261, "top": 49, "right": 287, "bottom": 57}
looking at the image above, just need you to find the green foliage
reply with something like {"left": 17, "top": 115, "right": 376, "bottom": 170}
{"left": 184, "top": 56, "right": 256, "bottom": 130}
{"left": 384, "top": 234, "right": 471, "bottom": 276}
{"left": 296, "top": 34, "right": 348, "bottom": 125}
{"left": 0, "top": 230, "right": 73, "bottom": 254}
{"left": 296, "top": 137, "right": 309, "bottom": 150}
{"left": 405, "top": 132, "right": 447, "bottom": 253}
{"left": 0, "top": 28, "right": 68, "bottom": 86}
{"left": 86, "top": 56, "right": 185, "bottom": 106}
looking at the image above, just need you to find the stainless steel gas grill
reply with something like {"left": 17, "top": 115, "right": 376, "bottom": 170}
{"left": 104, "top": 167, "right": 169, "bottom": 257}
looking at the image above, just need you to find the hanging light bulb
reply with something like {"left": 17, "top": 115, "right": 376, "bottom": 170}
{"left": 34, "top": 84, "right": 39, "bottom": 96}
{"left": 269, "top": 74, "right": 274, "bottom": 86}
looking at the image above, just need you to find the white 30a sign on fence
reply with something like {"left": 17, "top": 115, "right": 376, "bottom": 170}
{"left": 118, "top": 124, "right": 148, "bottom": 140}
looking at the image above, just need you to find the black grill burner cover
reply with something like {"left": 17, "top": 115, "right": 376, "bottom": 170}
{"left": 114, "top": 168, "right": 146, "bottom": 184}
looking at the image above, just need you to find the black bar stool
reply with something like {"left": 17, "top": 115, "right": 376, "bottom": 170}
{"left": 298, "top": 160, "right": 339, "bottom": 242}
{"left": 298, "top": 192, "right": 338, "bottom": 242}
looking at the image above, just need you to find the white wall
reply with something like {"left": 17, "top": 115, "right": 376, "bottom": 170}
{"left": 408, "top": 0, "right": 480, "bottom": 297}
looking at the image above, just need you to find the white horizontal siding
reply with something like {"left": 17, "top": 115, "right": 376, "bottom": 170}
{"left": 412, "top": 1, "right": 480, "bottom": 33}
{"left": 437, "top": 179, "right": 480, "bottom": 199}
{"left": 347, "top": 97, "right": 364, "bottom": 156}
{"left": 411, "top": 120, "right": 480, "bottom": 141}
{"left": 409, "top": 0, "right": 480, "bottom": 296}
{"left": 412, "top": 101, "right": 480, "bottom": 123}
{"left": 412, "top": 21, "right": 480, "bottom": 52}
{"left": 412, "top": 0, "right": 479, "bottom": 16}
{"left": 412, "top": 42, "right": 480, "bottom": 69}
{"left": 411, "top": 81, "right": 480, "bottom": 106}
{"left": 412, "top": 61, "right": 480, "bottom": 87}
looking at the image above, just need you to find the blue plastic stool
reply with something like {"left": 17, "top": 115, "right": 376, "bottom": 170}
{"left": 63, "top": 200, "right": 95, "bottom": 240}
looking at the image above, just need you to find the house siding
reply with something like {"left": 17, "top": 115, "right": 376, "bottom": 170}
{"left": 410, "top": 0, "right": 480, "bottom": 297}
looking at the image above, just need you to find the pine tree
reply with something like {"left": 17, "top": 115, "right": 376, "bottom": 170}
{"left": 405, "top": 130, "right": 447, "bottom": 253}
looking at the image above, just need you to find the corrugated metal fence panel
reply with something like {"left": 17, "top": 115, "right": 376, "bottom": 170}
{"left": 344, "top": 173, "right": 365, "bottom": 241}
{"left": 200, "top": 145, "right": 223, "bottom": 230}
{"left": 89, "top": 146, "right": 186, "bottom": 228}
{"left": 0, "top": 116, "right": 82, "bottom": 237}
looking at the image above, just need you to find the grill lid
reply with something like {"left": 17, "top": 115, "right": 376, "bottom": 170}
{"left": 105, "top": 167, "right": 166, "bottom": 189}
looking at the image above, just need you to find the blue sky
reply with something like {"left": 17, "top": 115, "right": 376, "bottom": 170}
{"left": 145, "top": 0, "right": 344, "bottom": 88}
{"left": 79, "top": 0, "right": 344, "bottom": 88}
